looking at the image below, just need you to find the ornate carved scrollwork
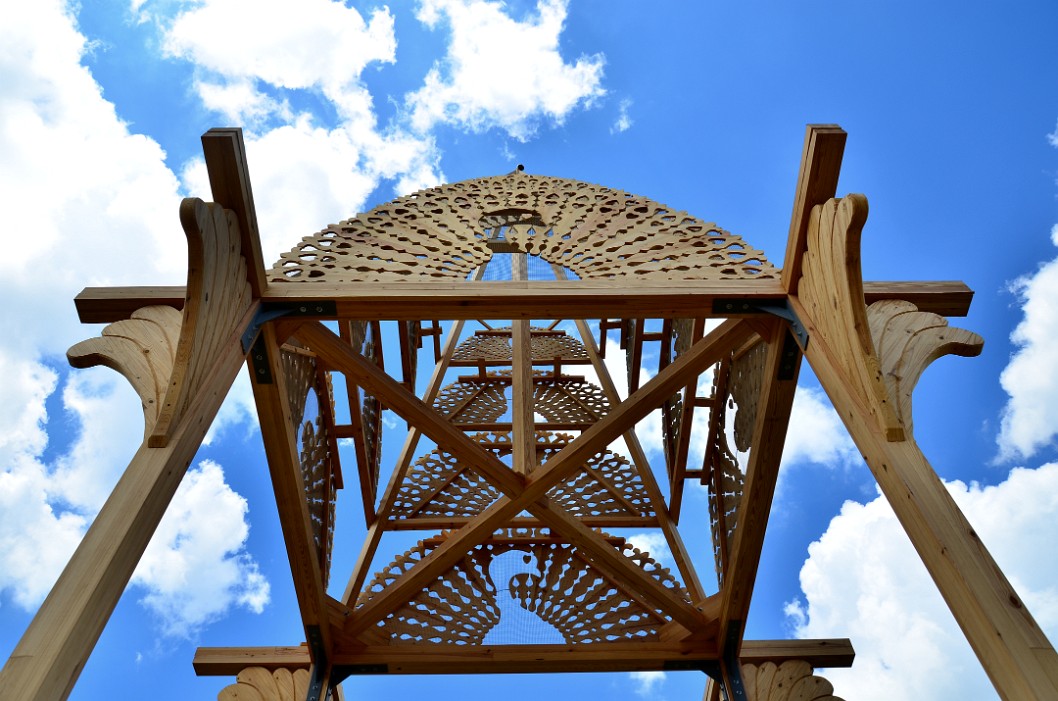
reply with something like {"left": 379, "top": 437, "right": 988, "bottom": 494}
{"left": 357, "top": 529, "right": 688, "bottom": 645}
{"left": 272, "top": 173, "right": 775, "bottom": 283}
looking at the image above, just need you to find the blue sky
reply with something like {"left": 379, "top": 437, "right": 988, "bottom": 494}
{"left": 2, "top": 1, "right": 1058, "bottom": 699}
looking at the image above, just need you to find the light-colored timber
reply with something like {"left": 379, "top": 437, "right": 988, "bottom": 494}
{"left": 0, "top": 196, "right": 256, "bottom": 701}
{"left": 75, "top": 278, "right": 974, "bottom": 323}
{"left": 790, "top": 193, "right": 1058, "bottom": 700}
{"left": 12, "top": 124, "right": 1056, "bottom": 701}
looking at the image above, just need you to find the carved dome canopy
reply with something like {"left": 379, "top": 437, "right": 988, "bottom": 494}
{"left": 270, "top": 171, "right": 776, "bottom": 283}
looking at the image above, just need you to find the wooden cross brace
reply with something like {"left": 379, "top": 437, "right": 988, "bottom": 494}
{"left": 293, "top": 319, "right": 756, "bottom": 641}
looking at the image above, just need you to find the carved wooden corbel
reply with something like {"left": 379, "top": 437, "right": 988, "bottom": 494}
{"left": 66, "top": 197, "right": 254, "bottom": 447}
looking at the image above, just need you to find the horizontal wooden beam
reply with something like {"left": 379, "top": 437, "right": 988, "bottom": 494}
{"left": 383, "top": 515, "right": 659, "bottom": 530}
{"left": 193, "top": 638, "right": 854, "bottom": 676}
{"left": 75, "top": 279, "right": 973, "bottom": 323}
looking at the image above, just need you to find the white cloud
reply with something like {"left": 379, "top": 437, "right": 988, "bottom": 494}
{"left": 407, "top": 0, "right": 605, "bottom": 141}
{"left": 611, "top": 98, "right": 633, "bottom": 134}
{"left": 163, "top": 0, "right": 397, "bottom": 122}
{"left": 133, "top": 459, "right": 270, "bottom": 637}
{"left": 997, "top": 225, "right": 1058, "bottom": 461}
{"left": 628, "top": 670, "right": 666, "bottom": 697}
{"left": 180, "top": 118, "right": 442, "bottom": 266}
{"left": 162, "top": 0, "right": 444, "bottom": 265}
{"left": 786, "top": 464, "right": 1058, "bottom": 700}
{"left": 626, "top": 531, "right": 672, "bottom": 567}
{"left": 782, "top": 386, "right": 859, "bottom": 468}
{"left": 0, "top": 1, "right": 267, "bottom": 637}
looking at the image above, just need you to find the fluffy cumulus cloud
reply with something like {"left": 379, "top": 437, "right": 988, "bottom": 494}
{"left": 408, "top": 0, "right": 605, "bottom": 140}
{"left": 161, "top": 0, "right": 443, "bottom": 262}
{"left": 0, "top": 0, "right": 265, "bottom": 635}
{"left": 133, "top": 460, "right": 270, "bottom": 637}
{"left": 997, "top": 225, "right": 1058, "bottom": 461}
{"left": 781, "top": 387, "right": 859, "bottom": 468}
{"left": 786, "top": 464, "right": 1058, "bottom": 700}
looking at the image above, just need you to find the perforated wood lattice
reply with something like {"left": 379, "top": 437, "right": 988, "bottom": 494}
{"left": 533, "top": 380, "right": 610, "bottom": 424}
{"left": 451, "top": 328, "right": 592, "bottom": 365}
{"left": 432, "top": 374, "right": 611, "bottom": 427}
{"left": 433, "top": 379, "right": 508, "bottom": 424}
{"left": 451, "top": 334, "right": 514, "bottom": 364}
{"left": 706, "top": 358, "right": 744, "bottom": 585}
{"left": 389, "top": 432, "right": 654, "bottom": 522}
{"left": 358, "top": 529, "right": 688, "bottom": 645}
{"left": 270, "top": 173, "right": 775, "bottom": 283}
{"left": 731, "top": 340, "right": 767, "bottom": 453}
{"left": 280, "top": 347, "right": 337, "bottom": 586}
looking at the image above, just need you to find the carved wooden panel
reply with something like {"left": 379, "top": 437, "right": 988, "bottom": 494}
{"left": 389, "top": 432, "right": 653, "bottom": 522}
{"left": 730, "top": 340, "right": 767, "bottom": 453}
{"left": 433, "top": 379, "right": 508, "bottom": 424}
{"left": 533, "top": 380, "right": 610, "bottom": 424}
{"left": 216, "top": 666, "right": 312, "bottom": 701}
{"left": 270, "top": 173, "right": 775, "bottom": 283}
{"left": 281, "top": 347, "right": 338, "bottom": 587}
{"left": 357, "top": 529, "right": 688, "bottom": 645}
{"left": 452, "top": 334, "right": 514, "bottom": 363}
{"left": 707, "top": 358, "right": 744, "bottom": 585}
{"left": 738, "top": 660, "right": 845, "bottom": 701}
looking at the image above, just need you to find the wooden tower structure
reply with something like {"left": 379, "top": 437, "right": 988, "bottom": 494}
{"left": 2, "top": 126, "right": 1057, "bottom": 701}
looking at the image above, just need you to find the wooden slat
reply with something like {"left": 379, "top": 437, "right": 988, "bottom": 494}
{"left": 74, "top": 279, "right": 974, "bottom": 323}
{"left": 570, "top": 316, "right": 706, "bottom": 602}
{"left": 781, "top": 124, "right": 846, "bottom": 295}
{"left": 193, "top": 638, "right": 854, "bottom": 677}
{"left": 201, "top": 128, "right": 268, "bottom": 297}
{"left": 383, "top": 515, "right": 659, "bottom": 530}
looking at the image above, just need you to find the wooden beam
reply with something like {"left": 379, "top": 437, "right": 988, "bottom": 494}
{"left": 193, "top": 638, "right": 854, "bottom": 677}
{"left": 794, "top": 297, "right": 1058, "bottom": 700}
{"left": 297, "top": 322, "right": 715, "bottom": 634}
{"left": 781, "top": 124, "right": 846, "bottom": 295}
{"left": 248, "top": 324, "right": 337, "bottom": 663}
{"left": 73, "top": 279, "right": 975, "bottom": 323}
{"left": 201, "top": 128, "right": 268, "bottom": 297}
{"left": 317, "top": 320, "right": 754, "bottom": 638}
{"left": 718, "top": 321, "right": 802, "bottom": 656}
{"left": 0, "top": 316, "right": 250, "bottom": 701}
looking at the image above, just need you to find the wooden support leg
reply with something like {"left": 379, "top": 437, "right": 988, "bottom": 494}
{"left": 0, "top": 334, "right": 247, "bottom": 701}
{"left": 789, "top": 193, "right": 1058, "bottom": 700}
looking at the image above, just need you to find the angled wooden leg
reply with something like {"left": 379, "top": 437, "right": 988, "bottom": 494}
{"left": 791, "top": 193, "right": 1058, "bottom": 701}
{"left": 0, "top": 325, "right": 249, "bottom": 701}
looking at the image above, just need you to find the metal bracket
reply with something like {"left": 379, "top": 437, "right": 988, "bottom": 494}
{"left": 241, "top": 300, "right": 338, "bottom": 353}
{"left": 711, "top": 298, "right": 809, "bottom": 351}
{"left": 305, "top": 625, "right": 329, "bottom": 701}
{"left": 721, "top": 621, "right": 748, "bottom": 701}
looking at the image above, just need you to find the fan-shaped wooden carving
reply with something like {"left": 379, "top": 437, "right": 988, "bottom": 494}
{"left": 739, "top": 660, "right": 845, "bottom": 701}
{"left": 357, "top": 529, "right": 689, "bottom": 645}
{"left": 271, "top": 173, "right": 775, "bottom": 283}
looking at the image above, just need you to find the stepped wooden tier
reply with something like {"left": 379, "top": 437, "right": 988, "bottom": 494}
{"left": 2, "top": 126, "right": 1056, "bottom": 701}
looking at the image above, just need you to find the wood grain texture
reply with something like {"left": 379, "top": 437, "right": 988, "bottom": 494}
{"left": 867, "top": 299, "right": 983, "bottom": 432}
{"left": 791, "top": 196, "right": 1058, "bottom": 700}
{"left": 67, "top": 305, "right": 182, "bottom": 438}
{"left": 272, "top": 173, "right": 776, "bottom": 284}
{"left": 74, "top": 278, "right": 975, "bottom": 322}
{"left": 781, "top": 125, "right": 846, "bottom": 295}
{"left": 215, "top": 666, "right": 313, "bottom": 701}
{"left": 149, "top": 197, "right": 253, "bottom": 447}
{"left": 796, "top": 195, "right": 904, "bottom": 441}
